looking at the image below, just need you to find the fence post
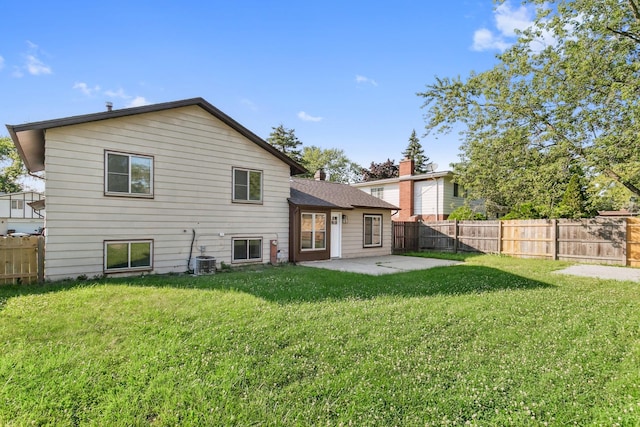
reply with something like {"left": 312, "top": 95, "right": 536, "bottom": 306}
{"left": 551, "top": 219, "right": 558, "bottom": 260}
{"left": 497, "top": 220, "right": 502, "bottom": 255}
{"left": 453, "top": 220, "right": 459, "bottom": 253}
{"left": 37, "top": 236, "right": 45, "bottom": 283}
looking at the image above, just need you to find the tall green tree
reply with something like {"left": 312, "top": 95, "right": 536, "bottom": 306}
{"left": 300, "top": 146, "right": 362, "bottom": 183}
{"left": 401, "top": 130, "right": 430, "bottom": 174}
{"left": 0, "top": 137, "right": 25, "bottom": 193}
{"left": 419, "top": 0, "right": 640, "bottom": 214}
{"left": 266, "top": 124, "right": 302, "bottom": 162}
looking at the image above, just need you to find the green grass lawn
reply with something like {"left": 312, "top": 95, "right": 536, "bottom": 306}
{"left": 1, "top": 255, "right": 639, "bottom": 426}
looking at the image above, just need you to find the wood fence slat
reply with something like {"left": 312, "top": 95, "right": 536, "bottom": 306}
{"left": 393, "top": 218, "right": 637, "bottom": 266}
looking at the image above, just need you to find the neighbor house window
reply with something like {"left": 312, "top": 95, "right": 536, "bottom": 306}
{"left": 301, "top": 213, "right": 326, "bottom": 250}
{"left": 453, "top": 183, "right": 460, "bottom": 197}
{"left": 371, "top": 187, "right": 384, "bottom": 199}
{"left": 233, "top": 168, "right": 262, "bottom": 202}
{"left": 104, "top": 240, "right": 152, "bottom": 272}
{"left": 233, "top": 238, "right": 262, "bottom": 262}
{"left": 364, "top": 214, "right": 382, "bottom": 248}
{"left": 11, "top": 200, "right": 24, "bottom": 210}
{"left": 105, "top": 151, "right": 153, "bottom": 196}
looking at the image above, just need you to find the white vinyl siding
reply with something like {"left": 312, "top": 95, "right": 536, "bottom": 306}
{"left": 354, "top": 183, "right": 399, "bottom": 218}
{"left": 43, "top": 105, "right": 292, "bottom": 280}
{"left": 340, "top": 208, "right": 392, "bottom": 258}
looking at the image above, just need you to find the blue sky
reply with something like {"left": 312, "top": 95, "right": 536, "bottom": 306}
{"left": 1, "top": 1, "right": 537, "bottom": 179}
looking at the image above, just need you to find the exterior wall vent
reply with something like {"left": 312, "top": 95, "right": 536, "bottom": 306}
{"left": 194, "top": 255, "right": 216, "bottom": 275}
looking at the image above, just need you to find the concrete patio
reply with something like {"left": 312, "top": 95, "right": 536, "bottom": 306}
{"left": 298, "top": 255, "right": 460, "bottom": 276}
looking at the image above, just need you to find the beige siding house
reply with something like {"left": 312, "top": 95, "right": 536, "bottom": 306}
{"left": 7, "top": 98, "right": 305, "bottom": 280}
{"left": 289, "top": 175, "right": 398, "bottom": 262}
{"left": 353, "top": 158, "right": 466, "bottom": 222}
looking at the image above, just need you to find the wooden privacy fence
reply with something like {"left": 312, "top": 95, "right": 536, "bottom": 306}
{"left": 394, "top": 218, "right": 640, "bottom": 266}
{"left": 0, "top": 236, "right": 45, "bottom": 284}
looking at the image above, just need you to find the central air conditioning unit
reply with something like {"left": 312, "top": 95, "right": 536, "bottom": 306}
{"left": 194, "top": 255, "right": 216, "bottom": 275}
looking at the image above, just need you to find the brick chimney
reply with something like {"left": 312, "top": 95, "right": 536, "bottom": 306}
{"left": 314, "top": 169, "right": 326, "bottom": 181}
{"left": 398, "top": 158, "right": 415, "bottom": 221}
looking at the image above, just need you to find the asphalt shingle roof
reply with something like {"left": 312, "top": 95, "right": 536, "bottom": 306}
{"left": 290, "top": 178, "right": 399, "bottom": 210}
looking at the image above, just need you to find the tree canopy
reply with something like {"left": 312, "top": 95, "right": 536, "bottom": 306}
{"left": 266, "top": 124, "right": 302, "bottom": 162}
{"left": 401, "top": 130, "right": 430, "bottom": 174}
{"left": 361, "top": 159, "right": 399, "bottom": 182}
{"left": 0, "top": 137, "right": 25, "bottom": 193}
{"left": 419, "top": 0, "right": 640, "bottom": 216}
{"left": 299, "top": 146, "right": 362, "bottom": 183}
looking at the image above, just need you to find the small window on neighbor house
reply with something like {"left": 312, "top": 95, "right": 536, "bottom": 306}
{"left": 371, "top": 187, "right": 384, "bottom": 199}
{"left": 105, "top": 151, "right": 153, "bottom": 196}
{"left": 363, "top": 214, "right": 382, "bottom": 248}
{"left": 453, "top": 183, "right": 460, "bottom": 198}
{"left": 233, "top": 238, "right": 262, "bottom": 262}
{"left": 233, "top": 168, "right": 262, "bottom": 202}
{"left": 105, "top": 240, "right": 152, "bottom": 272}
{"left": 11, "top": 200, "right": 24, "bottom": 210}
{"left": 301, "top": 213, "right": 326, "bottom": 251}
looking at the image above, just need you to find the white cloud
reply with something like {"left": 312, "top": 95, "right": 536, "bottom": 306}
{"left": 0, "top": 56, "right": 4, "bottom": 70}
{"left": 126, "top": 96, "right": 149, "bottom": 108}
{"left": 472, "top": 28, "right": 510, "bottom": 51}
{"left": 73, "top": 82, "right": 101, "bottom": 96}
{"left": 104, "top": 88, "right": 128, "bottom": 99}
{"left": 26, "top": 55, "right": 52, "bottom": 75}
{"left": 240, "top": 98, "right": 258, "bottom": 111}
{"left": 355, "top": 75, "right": 378, "bottom": 86}
{"left": 297, "top": 111, "right": 323, "bottom": 122}
{"left": 495, "top": 2, "right": 534, "bottom": 37}
{"left": 471, "top": 1, "right": 551, "bottom": 52}
{"left": 13, "top": 41, "right": 53, "bottom": 77}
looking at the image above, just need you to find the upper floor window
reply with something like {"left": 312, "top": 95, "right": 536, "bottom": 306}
{"left": 371, "top": 187, "right": 384, "bottom": 199}
{"left": 11, "top": 200, "right": 24, "bottom": 210}
{"left": 105, "top": 151, "right": 153, "bottom": 197}
{"left": 233, "top": 168, "right": 262, "bottom": 202}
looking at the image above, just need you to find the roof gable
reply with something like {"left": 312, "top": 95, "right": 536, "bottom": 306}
{"left": 289, "top": 178, "right": 398, "bottom": 210}
{"left": 6, "top": 97, "right": 306, "bottom": 175}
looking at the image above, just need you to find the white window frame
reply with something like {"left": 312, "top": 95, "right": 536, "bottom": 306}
{"left": 232, "top": 238, "right": 263, "bottom": 263}
{"left": 11, "top": 200, "right": 24, "bottom": 210}
{"left": 301, "top": 212, "right": 326, "bottom": 251}
{"left": 232, "top": 167, "right": 263, "bottom": 203}
{"left": 104, "top": 240, "right": 153, "bottom": 272}
{"left": 371, "top": 187, "right": 384, "bottom": 199}
{"left": 105, "top": 151, "right": 154, "bottom": 197}
{"left": 363, "top": 214, "right": 383, "bottom": 248}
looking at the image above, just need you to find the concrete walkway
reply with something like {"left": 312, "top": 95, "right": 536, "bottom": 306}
{"left": 298, "top": 255, "right": 460, "bottom": 276}
{"left": 555, "top": 264, "right": 640, "bottom": 282}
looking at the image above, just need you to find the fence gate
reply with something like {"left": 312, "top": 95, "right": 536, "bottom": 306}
{"left": 627, "top": 218, "right": 640, "bottom": 267}
{"left": 0, "top": 236, "right": 44, "bottom": 285}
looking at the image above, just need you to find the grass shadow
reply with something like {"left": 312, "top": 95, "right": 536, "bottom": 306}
{"left": 0, "top": 263, "right": 554, "bottom": 307}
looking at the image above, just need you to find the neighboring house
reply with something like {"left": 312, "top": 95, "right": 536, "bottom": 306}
{"left": 0, "top": 191, "right": 44, "bottom": 234}
{"left": 353, "top": 158, "right": 466, "bottom": 222}
{"left": 7, "top": 98, "right": 305, "bottom": 281}
{"left": 289, "top": 171, "right": 398, "bottom": 262}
